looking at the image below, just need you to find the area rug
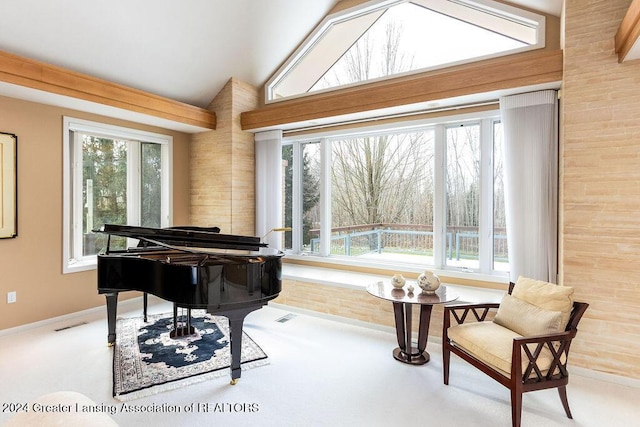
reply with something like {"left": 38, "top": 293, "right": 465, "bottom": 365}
{"left": 113, "top": 310, "right": 268, "bottom": 400}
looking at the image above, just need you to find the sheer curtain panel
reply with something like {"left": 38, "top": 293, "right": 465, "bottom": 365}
{"left": 499, "top": 90, "right": 558, "bottom": 282}
{"left": 255, "top": 130, "right": 283, "bottom": 251}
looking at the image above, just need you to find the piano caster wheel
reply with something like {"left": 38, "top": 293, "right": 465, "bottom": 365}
{"left": 230, "top": 379, "right": 238, "bottom": 385}
{"left": 107, "top": 342, "right": 114, "bottom": 347}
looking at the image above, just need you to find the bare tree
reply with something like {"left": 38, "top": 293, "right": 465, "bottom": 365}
{"left": 332, "top": 132, "right": 433, "bottom": 227}
{"left": 313, "top": 20, "right": 412, "bottom": 89}
{"left": 317, "top": 20, "right": 438, "bottom": 230}
{"left": 446, "top": 124, "right": 481, "bottom": 229}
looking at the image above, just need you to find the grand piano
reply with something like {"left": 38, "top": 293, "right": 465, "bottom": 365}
{"left": 95, "top": 224, "right": 284, "bottom": 384}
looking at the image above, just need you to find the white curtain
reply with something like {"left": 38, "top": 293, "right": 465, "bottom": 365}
{"left": 255, "top": 130, "right": 283, "bottom": 250}
{"left": 500, "top": 90, "right": 558, "bottom": 283}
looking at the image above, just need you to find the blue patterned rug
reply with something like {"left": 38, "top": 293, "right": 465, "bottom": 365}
{"left": 113, "top": 310, "right": 268, "bottom": 400}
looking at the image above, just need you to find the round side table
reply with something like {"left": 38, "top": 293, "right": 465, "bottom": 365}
{"left": 366, "top": 281, "right": 458, "bottom": 365}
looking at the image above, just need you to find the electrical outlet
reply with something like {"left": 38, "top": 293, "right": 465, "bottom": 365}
{"left": 7, "top": 291, "right": 16, "bottom": 304}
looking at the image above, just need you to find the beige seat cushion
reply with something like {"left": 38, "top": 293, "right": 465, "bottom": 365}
{"left": 493, "top": 294, "right": 563, "bottom": 336}
{"left": 512, "top": 276, "right": 574, "bottom": 329}
{"left": 4, "top": 391, "right": 118, "bottom": 427}
{"left": 447, "top": 322, "right": 556, "bottom": 379}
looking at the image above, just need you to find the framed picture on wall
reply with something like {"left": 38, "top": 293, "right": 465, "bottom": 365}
{"left": 0, "top": 132, "right": 17, "bottom": 238}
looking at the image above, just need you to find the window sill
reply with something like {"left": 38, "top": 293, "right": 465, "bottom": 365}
{"left": 282, "top": 258, "right": 505, "bottom": 303}
{"left": 63, "top": 258, "right": 97, "bottom": 274}
{"left": 283, "top": 254, "right": 508, "bottom": 285}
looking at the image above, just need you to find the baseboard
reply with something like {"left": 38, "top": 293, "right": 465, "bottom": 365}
{"left": 570, "top": 365, "right": 640, "bottom": 389}
{"left": 269, "top": 302, "right": 398, "bottom": 335}
{"left": 0, "top": 296, "right": 143, "bottom": 338}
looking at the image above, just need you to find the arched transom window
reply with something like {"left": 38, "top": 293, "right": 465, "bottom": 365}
{"left": 266, "top": 0, "right": 546, "bottom": 102}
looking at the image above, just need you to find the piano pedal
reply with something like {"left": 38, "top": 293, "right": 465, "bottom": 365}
{"left": 170, "top": 325, "right": 196, "bottom": 338}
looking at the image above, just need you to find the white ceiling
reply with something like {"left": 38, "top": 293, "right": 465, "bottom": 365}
{"left": 0, "top": 0, "right": 563, "bottom": 132}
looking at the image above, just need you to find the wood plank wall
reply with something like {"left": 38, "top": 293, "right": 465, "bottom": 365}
{"left": 190, "top": 78, "right": 258, "bottom": 235}
{"left": 562, "top": 0, "right": 640, "bottom": 380}
{"left": 275, "top": 279, "right": 450, "bottom": 346}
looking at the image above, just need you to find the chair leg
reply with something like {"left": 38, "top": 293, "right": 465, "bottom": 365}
{"left": 558, "top": 386, "right": 573, "bottom": 419}
{"left": 443, "top": 344, "right": 450, "bottom": 385}
{"left": 510, "top": 388, "right": 522, "bottom": 427}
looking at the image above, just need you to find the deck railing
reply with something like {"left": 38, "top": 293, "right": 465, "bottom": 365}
{"left": 308, "top": 224, "right": 507, "bottom": 261}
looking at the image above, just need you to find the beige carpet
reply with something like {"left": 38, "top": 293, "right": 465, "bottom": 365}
{"left": 1, "top": 296, "right": 639, "bottom": 426}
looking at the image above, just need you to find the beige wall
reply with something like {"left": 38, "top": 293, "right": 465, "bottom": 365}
{"left": 561, "top": 0, "right": 640, "bottom": 379}
{"left": 0, "top": 95, "right": 191, "bottom": 330}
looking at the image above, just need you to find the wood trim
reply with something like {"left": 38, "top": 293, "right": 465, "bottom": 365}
{"left": 241, "top": 49, "right": 563, "bottom": 131}
{"left": 615, "top": 0, "right": 640, "bottom": 62}
{"left": 0, "top": 50, "right": 216, "bottom": 130}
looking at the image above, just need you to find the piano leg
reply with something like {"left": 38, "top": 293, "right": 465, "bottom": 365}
{"left": 105, "top": 292, "right": 119, "bottom": 346}
{"left": 143, "top": 292, "right": 148, "bottom": 322}
{"left": 217, "top": 306, "right": 263, "bottom": 385}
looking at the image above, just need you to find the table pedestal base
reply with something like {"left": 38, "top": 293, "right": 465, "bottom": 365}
{"left": 366, "top": 283, "right": 458, "bottom": 366}
{"left": 393, "top": 347, "right": 430, "bottom": 365}
{"left": 392, "top": 302, "right": 433, "bottom": 365}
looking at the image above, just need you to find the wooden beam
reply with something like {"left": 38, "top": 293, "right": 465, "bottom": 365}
{"left": 0, "top": 50, "right": 216, "bottom": 130}
{"left": 241, "top": 49, "right": 563, "bottom": 131}
{"left": 615, "top": 0, "right": 640, "bottom": 62}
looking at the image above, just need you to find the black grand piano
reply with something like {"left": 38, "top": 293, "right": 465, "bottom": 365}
{"left": 95, "top": 224, "right": 284, "bottom": 384}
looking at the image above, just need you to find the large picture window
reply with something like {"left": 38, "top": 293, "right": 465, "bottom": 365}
{"left": 62, "top": 117, "right": 172, "bottom": 273}
{"left": 283, "top": 112, "right": 507, "bottom": 276}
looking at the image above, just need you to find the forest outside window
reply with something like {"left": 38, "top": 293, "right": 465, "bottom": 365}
{"left": 282, "top": 112, "right": 507, "bottom": 276}
{"left": 62, "top": 117, "right": 172, "bottom": 273}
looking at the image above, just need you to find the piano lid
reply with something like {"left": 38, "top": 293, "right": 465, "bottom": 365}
{"left": 95, "top": 224, "right": 267, "bottom": 251}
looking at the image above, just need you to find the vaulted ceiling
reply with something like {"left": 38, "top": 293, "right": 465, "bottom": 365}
{"left": 0, "top": 0, "right": 563, "bottom": 131}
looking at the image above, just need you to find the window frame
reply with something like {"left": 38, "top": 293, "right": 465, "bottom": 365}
{"left": 265, "top": 0, "right": 546, "bottom": 103}
{"left": 282, "top": 109, "right": 507, "bottom": 279}
{"left": 62, "top": 117, "right": 173, "bottom": 273}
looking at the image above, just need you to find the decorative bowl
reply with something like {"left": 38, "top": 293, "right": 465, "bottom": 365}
{"left": 417, "top": 271, "right": 440, "bottom": 294}
{"left": 391, "top": 274, "right": 406, "bottom": 288}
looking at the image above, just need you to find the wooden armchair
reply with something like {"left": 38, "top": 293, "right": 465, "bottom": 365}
{"left": 442, "top": 278, "right": 588, "bottom": 427}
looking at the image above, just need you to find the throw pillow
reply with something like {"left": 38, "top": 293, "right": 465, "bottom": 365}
{"left": 512, "top": 276, "right": 574, "bottom": 329}
{"left": 494, "top": 294, "right": 563, "bottom": 336}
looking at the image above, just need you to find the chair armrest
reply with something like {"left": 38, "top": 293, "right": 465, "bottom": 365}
{"left": 512, "top": 330, "right": 577, "bottom": 383}
{"left": 444, "top": 302, "right": 500, "bottom": 329}
{"left": 513, "top": 329, "right": 575, "bottom": 345}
